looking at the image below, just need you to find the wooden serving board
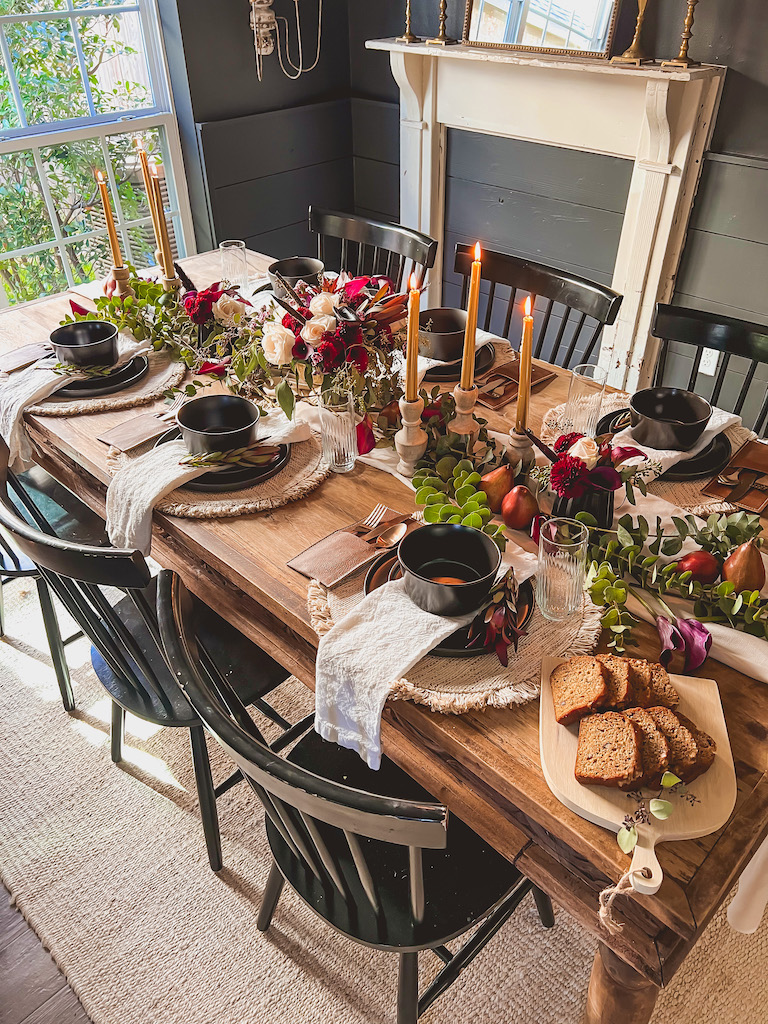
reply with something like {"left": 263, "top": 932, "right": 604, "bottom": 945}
{"left": 539, "top": 657, "right": 737, "bottom": 895}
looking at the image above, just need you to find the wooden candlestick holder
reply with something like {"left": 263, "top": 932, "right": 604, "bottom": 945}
{"left": 507, "top": 427, "right": 536, "bottom": 479}
{"left": 111, "top": 265, "right": 134, "bottom": 299}
{"left": 394, "top": 396, "right": 428, "bottom": 477}
{"left": 448, "top": 384, "right": 480, "bottom": 446}
{"left": 161, "top": 275, "right": 181, "bottom": 294}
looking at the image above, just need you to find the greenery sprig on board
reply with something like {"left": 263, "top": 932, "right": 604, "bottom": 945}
{"left": 618, "top": 771, "right": 700, "bottom": 854}
{"left": 582, "top": 510, "right": 767, "bottom": 653}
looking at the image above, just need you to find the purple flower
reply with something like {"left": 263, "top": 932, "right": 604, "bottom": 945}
{"left": 656, "top": 616, "right": 685, "bottom": 667}
{"left": 587, "top": 465, "right": 623, "bottom": 491}
{"left": 677, "top": 618, "right": 712, "bottom": 672}
{"left": 611, "top": 446, "right": 647, "bottom": 466}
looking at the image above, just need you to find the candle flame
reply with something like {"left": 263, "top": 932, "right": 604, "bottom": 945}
{"left": 409, "top": 272, "right": 419, "bottom": 292}
{"left": 96, "top": 170, "right": 105, "bottom": 183}
{"left": 474, "top": 241, "right": 482, "bottom": 261}
{"left": 524, "top": 296, "right": 532, "bottom": 317}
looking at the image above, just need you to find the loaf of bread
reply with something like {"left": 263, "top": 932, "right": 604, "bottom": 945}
{"left": 645, "top": 706, "right": 716, "bottom": 783}
{"left": 674, "top": 712, "right": 717, "bottom": 782}
{"left": 627, "top": 659, "right": 653, "bottom": 707}
{"left": 621, "top": 707, "right": 670, "bottom": 789}
{"left": 596, "top": 654, "right": 632, "bottom": 708}
{"left": 574, "top": 712, "right": 642, "bottom": 788}
{"left": 551, "top": 656, "right": 608, "bottom": 726}
{"left": 647, "top": 663, "right": 680, "bottom": 708}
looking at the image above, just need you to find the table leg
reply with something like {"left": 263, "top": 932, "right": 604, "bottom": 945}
{"left": 586, "top": 944, "right": 659, "bottom": 1024}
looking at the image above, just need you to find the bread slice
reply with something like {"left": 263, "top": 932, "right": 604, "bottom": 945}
{"left": 645, "top": 706, "right": 699, "bottom": 782}
{"left": 574, "top": 712, "right": 642, "bottom": 788}
{"left": 595, "top": 654, "right": 633, "bottom": 708}
{"left": 627, "top": 659, "right": 653, "bottom": 708}
{"left": 622, "top": 707, "right": 670, "bottom": 789}
{"left": 674, "top": 712, "right": 717, "bottom": 783}
{"left": 550, "top": 657, "right": 608, "bottom": 726}
{"left": 648, "top": 664, "right": 679, "bottom": 708}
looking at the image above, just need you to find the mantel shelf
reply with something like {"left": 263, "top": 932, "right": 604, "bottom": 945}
{"left": 366, "top": 38, "right": 723, "bottom": 83}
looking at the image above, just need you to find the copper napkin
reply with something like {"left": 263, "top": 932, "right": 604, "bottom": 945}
{"left": 97, "top": 412, "right": 170, "bottom": 452}
{"left": 700, "top": 439, "right": 768, "bottom": 513}
{"left": 477, "top": 359, "right": 557, "bottom": 411}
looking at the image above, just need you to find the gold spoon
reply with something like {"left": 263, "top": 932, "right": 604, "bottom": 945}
{"left": 373, "top": 521, "right": 409, "bottom": 549}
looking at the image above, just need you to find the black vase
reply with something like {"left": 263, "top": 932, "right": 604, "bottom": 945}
{"left": 553, "top": 487, "right": 615, "bottom": 529}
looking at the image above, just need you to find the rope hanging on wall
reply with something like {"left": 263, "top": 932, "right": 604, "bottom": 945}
{"left": 249, "top": 0, "right": 322, "bottom": 81}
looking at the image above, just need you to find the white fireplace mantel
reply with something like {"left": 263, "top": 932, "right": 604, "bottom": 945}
{"left": 366, "top": 39, "right": 726, "bottom": 391}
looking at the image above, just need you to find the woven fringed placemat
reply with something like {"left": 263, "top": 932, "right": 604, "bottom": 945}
{"left": 107, "top": 433, "right": 330, "bottom": 519}
{"left": 308, "top": 572, "right": 603, "bottom": 714}
{"left": 28, "top": 351, "right": 186, "bottom": 416}
{"left": 541, "top": 393, "right": 756, "bottom": 517}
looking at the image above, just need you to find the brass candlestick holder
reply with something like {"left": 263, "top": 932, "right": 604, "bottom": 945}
{"left": 394, "top": 395, "right": 428, "bottom": 477}
{"left": 611, "top": 0, "right": 650, "bottom": 67}
{"left": 397, "top": 1, "right": 422, "bottom": 44}
{"left": 111, "top": 265, "right": 134, "bottom": 300}
{"left": 448, "top": 384, "right": 480, "bottom": 445}
{"left": 426, "top": 0, "right": 458, "bottom": 46}
{"left": 662, "top": 0, "right": 701, "bottom": 69}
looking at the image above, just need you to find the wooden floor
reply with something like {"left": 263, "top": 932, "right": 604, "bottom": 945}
{"left": 1, "top": 884, "right": 90, "bottom": 1024}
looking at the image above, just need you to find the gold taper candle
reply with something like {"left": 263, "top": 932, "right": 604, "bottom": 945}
{"left": 150, "top": 165, "right": 174, "bottom": 278}
{"left": 405, "top": 272, "right": 420, "bottom": 403}
{"left": 135, "top": 139, "right": 162, "bottom": 255}
{"left": 96, "top": 171, "right": 123, "bottom": 268}
{"left": 515, "top": 296, "right": 534, "bottom": 433}
{"left": 460, "top": 242, "right": 482, "bottom": 390}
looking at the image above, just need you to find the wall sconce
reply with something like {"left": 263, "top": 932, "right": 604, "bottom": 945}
{"left": 250, "top": 0, "right": 323, "bottom": 81}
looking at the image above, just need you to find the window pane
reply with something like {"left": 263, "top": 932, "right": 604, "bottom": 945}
{"left": 66, "top": 234, "right": 113, "bottom": 286}
{"left": 0, "top": 44, "right": 21, "bottom": 130}
{"left": 0, "top": 150, "right": 56, "bottom": 251}
{"left": 7, "top": 19, "right": 89, "bottom": 125}
{"left": 106, "top": 126, "right": 160, "bottom": 224}
{"left": 80, "top": 12, "right": 153, "bottom": 114}
{"left": 0, "top": 250, "right": 67, "bottom": 307}
{"left": 125, "top": 223, "right": 159, "bottom": 270}
{"left": 0, "top": 3, "right": 67, "bottom": 13}
{"left": 38, "top": 136, "right": 107, "bottom": 237}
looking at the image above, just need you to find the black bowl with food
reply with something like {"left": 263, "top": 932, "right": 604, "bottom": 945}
{"left": 398, "top": 523, "right": 501, "bottom": 617}
{"left": 177, "top": 394, "right": 261, "bottom": 456}
{"left": 50, "top": 320, "right": 118, "bottom": 368}
{"left": 629, "top": 387, "right": 712, "bottom": 451}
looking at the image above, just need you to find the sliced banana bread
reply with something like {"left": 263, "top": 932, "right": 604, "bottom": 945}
{"left": 645, "top": 706, "right": 699, "bottom": 782}
{"left": 674, "top": 712, "right": 717, "bottom": 782}
{"left": 550, "top": 656, "right": 608, "bottom": 726}
{"left": 627, "top": 659, "right": 654, "bottom": 707}
{"left": 595, "top": 653, "right": 633, "bottom": 708}
{"left": 648, "top": 663, "right": 680, "bottom": 708}
{"left": 622, "top": 707, "right": 670, "bottom": 789}
{"left": 574, "top": 712, "right": 643, "bottom": 788}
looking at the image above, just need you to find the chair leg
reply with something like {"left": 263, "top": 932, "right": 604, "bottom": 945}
{"left": 397, "top": 952, "right": 419, "bottom": 1024}
{"left": 189, "top": 726, "right": 223, "bottom": 872}
{"left": 257, "top": 861, "right": 285, "bottom": 932}
{"left": 110, "top": 701, "right": 125, "bottom": 764}
{"left": 533, "top": 885, "right": 555, "bottom": 928}
{"left": 0, "top": 580, "right": 5, "bottom": 637}
{"left": 35, "top": 577, "right": 74, "bottom": 712}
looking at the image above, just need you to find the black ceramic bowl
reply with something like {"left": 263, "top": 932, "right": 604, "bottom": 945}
{"left": 268, "top": 257, "right": 325, "bottom": 298}
{"left": 630, "top": 387, "right": 712, "bottom": 451}
{"left": 418, "top": 308, "right": 468, "bottom": 362}
{"left": 177, "top": 395, "right": 260, "bottom": 455}
{"left": 50, "top": 320, "right": 118, "bottom": 367}
{"left": 398, "top": 523, "right": 502, "bottom": 617}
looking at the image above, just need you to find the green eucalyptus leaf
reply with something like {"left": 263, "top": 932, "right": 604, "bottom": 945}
{"left": 649, "top": 798, "right": 674, "bottom": 820}
{"left": 661, "top": 771, "right": 682, "bottom": 788}
{"left": 617, "top": 825, "right": 638, "bottom": 854}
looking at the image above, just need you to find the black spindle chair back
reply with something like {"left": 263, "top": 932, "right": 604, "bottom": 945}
{"left": 652, "top": 304, "right": 768, "bottom": 437}
{"left": 310, "top": 207, "right": 438, "bottom": 291}
{"left": 454, "top": 243, "right": 622, "bottom": 369}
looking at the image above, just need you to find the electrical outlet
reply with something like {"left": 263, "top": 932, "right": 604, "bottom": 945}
{"left": 699, "top": 348, "right": 720, "bottom": 376}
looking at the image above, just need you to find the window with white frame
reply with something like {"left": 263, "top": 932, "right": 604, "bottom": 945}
{"left": 0, "top": 0, "right": 193, "bottom": 308}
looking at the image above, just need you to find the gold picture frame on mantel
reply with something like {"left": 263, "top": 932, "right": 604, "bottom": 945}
{"left": 462, "top": 0, "right": 623, "bottom": 61}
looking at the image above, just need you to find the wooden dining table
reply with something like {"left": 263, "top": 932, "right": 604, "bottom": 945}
{"left": 2, "top": 249, "right": 766, "bottom": 1024}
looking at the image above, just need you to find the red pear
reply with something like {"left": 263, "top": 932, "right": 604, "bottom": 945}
{"left": 722, "top": 540, "right": 765, "bottom": 593}
{"left": 501, "top": 485, "right": 539, "bottom": 530}
{"left": 478, "top": 463, "right": 516, "bottom": 513}
{"left": 675, "top": 550, "right": 721, "bottom": 585}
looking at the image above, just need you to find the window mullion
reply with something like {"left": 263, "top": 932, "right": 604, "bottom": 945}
{"left": 70, "top": 14, "right": 97, "bottom": 119}
{"left": 0, "top": 25, "right": 27, "bottom": 129}
{"left": 31, "top": 147, "right": 76, "bottom": 290}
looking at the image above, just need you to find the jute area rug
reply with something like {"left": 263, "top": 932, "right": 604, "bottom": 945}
{"left": 0, "top": 580, "right": 766, "bottom": 1024}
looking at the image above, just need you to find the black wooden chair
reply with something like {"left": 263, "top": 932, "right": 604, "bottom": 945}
{"left": 652, "top": 304, "right": 768, "bottom": 436}
{"left": 157, "top": 569, "right": 555, "bottom": 1024}
{"left": 309, "top": 207, "right": 438, "bottom": 290}
{"left": 0, "top": 439, "right": 299, "bottom": 872}
{"left": 1, "top": 466, "right": 107, "bottom": 712}
{"left": 454, "top": 243, "right": 622, "bottom": 369}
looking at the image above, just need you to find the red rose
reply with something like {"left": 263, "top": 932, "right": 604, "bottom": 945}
{"left": 553, "top": 432, "right": 585, "bottom": 454}
{"left": 183, "top": 286, "right": 224, "bottom": 325}
{"left": 550, "top": 455, "right": 590, "bottom": 498}
{"left": 356, "top": 414, "right": 376, "bottom": 455}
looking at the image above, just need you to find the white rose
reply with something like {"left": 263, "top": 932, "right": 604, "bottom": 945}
{"left": 301, "top": 314, "right": 336, "bottom": 345}
{"left": 212, "top": 294, "right": 248, "bottom": 326}
{"left": 568, "top": 436, "right": 600, "bottom": 470}
{"left": 262, "top": 323, "right": 296, "bottom": 366}
{"left": 308, "top": 291, "right": 339, "bottom": 317}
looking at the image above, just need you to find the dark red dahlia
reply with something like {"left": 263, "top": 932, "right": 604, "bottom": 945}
{"left": 281, "top": 308, "right": 311, "bottom": 335}
{"left": 346, "top": 345, "right": 369, "bottom": 374}
{"left": 183, "top": 286, "right": 224, "bottom": 325}
{"left": 553, "top": 432, "right": 584, "bottom": 454}
{"left": 315, "top": 333, "right": 345, "bottom": 371}
{"left": 550, "top": 455, "right": 589, "bottom": 498}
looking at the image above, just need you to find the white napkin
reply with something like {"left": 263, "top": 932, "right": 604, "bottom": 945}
{"left": 106, "top": 407, "right": 311, "bottom": 554}
{"left": 315, "top": 577, "right": 475, "bottom": 769}
{"left": 727, "top": 835, "right": 768, "bottom": 933}
{"left": 0, "top": 331, "right": 149, "bottom": 472}
{"left": 416, "top": 326, "right": 497, "bottom": 377}
{"left": 612, "top": 406, "right": 741, "bottom": 479}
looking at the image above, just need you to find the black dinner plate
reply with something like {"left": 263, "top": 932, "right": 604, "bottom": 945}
{"left": 423, "top": 342, "right": 495, "bottom": 383}
{"left": 595, "top": 406, "right": 732, "bottom": 482}
{"left": 56, "top": 355, "right": 149, "bottom": 398}
{"left": 364, "top": 549, "right": 534, "bottom": 658}
{"left": 154, "top": 426, "right": 290, "bottom": 493}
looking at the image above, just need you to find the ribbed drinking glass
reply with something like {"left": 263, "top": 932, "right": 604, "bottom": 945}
{"left": 536, "top": 518, "right": 589, "bottom": 621}
{"left": 563, "top": 363, "right": 608, "bottom": 436}
{"left": 219, "top": 239, "right": 249, "bottom": 292}
{"left": 319, "top": 389, "right": 357, "bottom": 474}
